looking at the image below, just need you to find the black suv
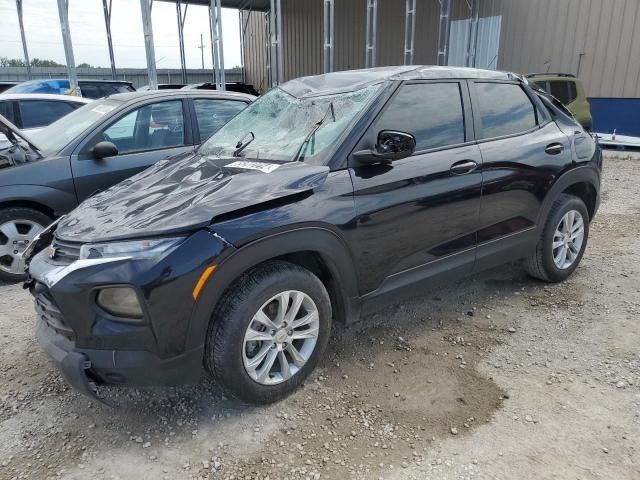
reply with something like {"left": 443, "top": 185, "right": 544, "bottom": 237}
{"left": 25, "top": 66, "right": 601, "bottom": 405}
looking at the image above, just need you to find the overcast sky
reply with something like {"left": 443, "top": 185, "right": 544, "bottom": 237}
{"left": 0, "top": 0, "right": 242, "bottom": 69}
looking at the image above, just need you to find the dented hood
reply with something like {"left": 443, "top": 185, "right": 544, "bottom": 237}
{"left": 55, "top": 153, "right": 329, "bottom": 243}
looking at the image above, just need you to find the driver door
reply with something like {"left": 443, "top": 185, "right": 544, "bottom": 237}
{"left": 71, "top": 98, "right": 193, "bottom": 202}
{"left": 349, "top": 81, "right": 483, "bottom": 297}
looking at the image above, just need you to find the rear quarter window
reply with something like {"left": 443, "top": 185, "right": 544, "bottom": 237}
{"left": 475, "top": 82, "right": 538, "bottom": 139}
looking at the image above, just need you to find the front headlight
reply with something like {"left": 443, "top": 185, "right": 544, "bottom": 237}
{"left": 79, "top": 237, "right": 184, "bottom": 260}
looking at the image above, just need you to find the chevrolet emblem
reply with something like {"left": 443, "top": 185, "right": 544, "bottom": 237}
{"left": 47, "top": 245, "right": 57, "bottom": 259}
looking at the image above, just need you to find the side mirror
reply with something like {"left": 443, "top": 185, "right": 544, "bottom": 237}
{"left": 353, "top": 130, "right": 416, "bottom": 165}
{"left": 91, "top": 141, "right": 118, "bottom": 160}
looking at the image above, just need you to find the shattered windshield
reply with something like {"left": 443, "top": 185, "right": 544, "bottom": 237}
{"left": 199, "top": 83, "right": 383, "bottom": 164}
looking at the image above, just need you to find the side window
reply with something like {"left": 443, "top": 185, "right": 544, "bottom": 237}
{"left": 0, "top": 101, "right": 15, "bottom": 125}
{"left": 194, "top": 99, "right": 247, "bottom": 140}
{"left": 79, "top": 84, "right": 101, "bottom": 99}
{"left": 19, "top": 100, "right": 76, "bottom": 129}
{"left": 475, "top": 82, "right": 537, "bottom": 139}
{"left": 548, "top": 81, "right": 571, "bottom": 105}
{"left": 374, "top": 82, "right": 466, "bottom": 152}
{"left": 101, "top": 100, "right": 185, "bottom": 154}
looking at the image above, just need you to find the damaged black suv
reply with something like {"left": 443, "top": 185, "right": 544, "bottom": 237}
{"left": 25, "top": 66, "right": 601, "bottom": 404}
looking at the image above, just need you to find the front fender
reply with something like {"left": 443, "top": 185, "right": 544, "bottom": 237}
{"left": 0, "top": 184, "right": 77, "bottom": 216}
{"left": 185, "top": 226, "right": 360, "bottom": 350}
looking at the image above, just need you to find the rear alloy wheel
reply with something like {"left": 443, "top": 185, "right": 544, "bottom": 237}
{"left": 205, "top": 261, "right": 331, "bottom": 404}
{"left": 0, "top": 208, "right": 51, "bottom": 283}
{"left": 525, "top": 194, "right": 589, "bottom": 283}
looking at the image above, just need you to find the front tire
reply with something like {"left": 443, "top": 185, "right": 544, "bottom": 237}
{"left": 0, "top": 207, "right": 51, "bottom": 283}
{"left": 525, "top": 194, "right": 589, "bottom": 282}
{"left": 205, "top": 261, "right": 332, "bottom": 404}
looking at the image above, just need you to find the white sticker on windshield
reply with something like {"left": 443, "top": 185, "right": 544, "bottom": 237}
{"left": 226, "top": 161, "right": 280, "bottom": 173}
{"left": 91, "top": 104, "right": 115, "bottom": 115}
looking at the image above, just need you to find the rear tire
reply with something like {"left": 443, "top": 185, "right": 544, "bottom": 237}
{"left": 525, "top": 194, "right": 589, "bottom": 282}
{"left": 205, "top": 261, "right": 332, "bottom": 404}
{"left": 0, "top": 207, "right": 51, "bottom": 283}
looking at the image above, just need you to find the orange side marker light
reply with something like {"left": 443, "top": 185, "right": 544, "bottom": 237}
{"left": 192, "top": 265, "right": 217, "bottom": 300}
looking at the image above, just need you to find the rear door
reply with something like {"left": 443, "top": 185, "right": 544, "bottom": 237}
{"left": 470, "top": 80, "right": 573, "bottom": 271}
{"left": 71, "top": 98, "right": 194, "bottom": 201}
{"left": 350, "top": 81, "right": 483, "bottom": 296}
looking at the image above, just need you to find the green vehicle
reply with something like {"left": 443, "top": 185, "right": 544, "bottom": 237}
{"left": 526, "top": 73, "right": 592, "bottom": 131}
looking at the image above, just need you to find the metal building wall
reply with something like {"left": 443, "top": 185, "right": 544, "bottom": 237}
{"left": 491, "top": 0, "right": 640, "bottom": 98}
{"left": 241, "top": 10, "right": 271, "bottom": 93}
{"left": 242, "top": 0, "right": 640, "bottom": 98}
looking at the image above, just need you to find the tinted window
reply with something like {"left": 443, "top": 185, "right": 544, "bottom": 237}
{"left": 101, "top": 100, "right": 184, "bottom": 154}
{"left": 567, "top": 82, "right": 578, "bottom": 103}
{"left": 19, "top": 100, "right": 76, "bottom": 129}
{"left": 0, "top": 101, "right": 15, "bottom": 124}
{"left": 476, "top": 83, "right": 537, "bottom": 139}
{"left": 375, "top": 83, "right": 466, "bottom": 151}
{"left": 194, "top": 99, "right": 246, "bottom": 140}
{"left": 79, "top": 84, "right": 101, "bottom": 99}
{"left": 549, "top": 81, "right": 572, "bottom": 104}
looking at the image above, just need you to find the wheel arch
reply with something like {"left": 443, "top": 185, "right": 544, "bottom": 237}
{"left": 0, "top": 199, "right": 56, "bottom": 219}
{"left": 186, "top": 227, "right": 360, "bottom": 350}
{"left": 537, "top": 166, "right": 600, "bottom": 233}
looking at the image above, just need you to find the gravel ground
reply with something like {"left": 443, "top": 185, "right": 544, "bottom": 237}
{"left": 1, "top": 151, "right": 639, "bottom": 480}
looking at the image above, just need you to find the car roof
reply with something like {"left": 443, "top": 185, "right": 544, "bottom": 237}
{"left": 13, "top": 78, "right": 132, "bottom": 85}
{"left": 280, "top": 65, "right": 521, "bottom": 98}
{"left": 0, "top": 93, "right": 92, "bottom": 103}
{"left": 107, "top": 89, "right": 256, "bottom": 103}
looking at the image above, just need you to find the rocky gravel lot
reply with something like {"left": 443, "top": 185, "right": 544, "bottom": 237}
{"left": 1, "top": 151, "right": 639, "bottom": 480}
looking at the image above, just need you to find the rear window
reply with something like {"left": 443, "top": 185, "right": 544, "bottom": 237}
{"left": 475, "top": 82, "right": 538, "bottom": 139}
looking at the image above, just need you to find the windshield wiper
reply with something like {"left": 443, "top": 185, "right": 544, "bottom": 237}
{"left": 291, "top": 103, "right": 336, "bottom": 162}
{"left": 233, "top": 131, "right": 255, "bottom": 157}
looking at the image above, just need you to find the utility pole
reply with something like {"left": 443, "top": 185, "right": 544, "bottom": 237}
{"left": 198, "top": 33, "right": 205, "bottom": 69}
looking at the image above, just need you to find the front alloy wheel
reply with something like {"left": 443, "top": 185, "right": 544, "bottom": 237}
{"left": 243, "top": 290, "right": 319, "bottom": 385}
{"left": 205, "top": 261, "right": 331, "bottom": 404}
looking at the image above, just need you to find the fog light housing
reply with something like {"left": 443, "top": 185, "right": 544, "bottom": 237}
{"left": 96, "top": 287, "right": 144, "bottom": 320}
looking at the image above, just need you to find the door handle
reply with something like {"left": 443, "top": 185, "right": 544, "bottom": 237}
{"left": 450, "top": 160, "right": 479, "bottom": 175}
{"left": 545, "top": 143, "right": 564, "bottom": 155}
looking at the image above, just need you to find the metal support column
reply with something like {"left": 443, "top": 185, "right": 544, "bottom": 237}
{"left": 140, "top": 0, "right": 158, "bottom": 89}
{"left": 239, "top": 9, "right": 246, "bottom": 83}
{"left": 176, "top": 0, "right": 188, "bottom": 84}
{"left": 365, "top": 0, "right": 378, "bottom": 68}
{"left": 269, "top": 0, "right": 283, "bottom": 86}
{"left": 323, "top": 0, "right": 335, "bottom": 73}
{"left": 465, "top": 0, "right": 480, "bottom": 67}
{"left": 56, "top": 0, "right": 79, "bottom": 95}
{"left": 209, "top": 0, "right": 226, "bottom": 90}
{"left": 15, "top": 0, "right": 32, "bottom": 79}
{"left": 437, "top": 0, "right": 452, "bottom": 66}
{"left": 403, "top": 0, "right": 417, "bottom": 65}
{"left": 102, "top": 0, "right": 117, "bottom": 79}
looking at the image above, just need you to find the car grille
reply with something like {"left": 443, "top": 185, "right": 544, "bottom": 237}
{"left": 51, "top": 238, "right": 81, "bottom": 264}
{"left": 33, "top": 284, "right": 75, "bottom": 340}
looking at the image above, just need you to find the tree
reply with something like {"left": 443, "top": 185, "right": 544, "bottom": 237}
{"left": 77, "top": 62, "right": 94, "bottom": 68}
{"left": 30, "top": 58, "right": 64, "bottom": 67}
{"left": 0, "top": 57, "right": 26, "bottom": 67}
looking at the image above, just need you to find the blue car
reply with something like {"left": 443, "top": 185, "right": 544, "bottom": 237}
{"left": 6, "top": 79, "right": 136, "bottom": 99}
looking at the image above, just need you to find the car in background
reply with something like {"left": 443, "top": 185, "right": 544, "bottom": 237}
{"left": 0, "top": 94, "right": 91, "bottom": 138}
{"left": 182, "top": 82, "right": 260, "bottom": 96}
{"left": 0, "top": 81, "right": 18, "bottom": 94}
{"left": 0, "top": 89, "right": 253, "bottom": 281}
{"left": 138, "top": 83, "right": 186, "bottom": 91}
{"left": 526, "top": 73, "right": 592, "bottom": 131}
{"left": 5, "top": 79, "right": 136, "bottom": 100}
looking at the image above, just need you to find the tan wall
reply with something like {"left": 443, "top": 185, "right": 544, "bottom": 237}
{"left": 243, "top": 0, "right": 640, "bottom": 98}
{"left": 241, "top": 10, "right": 271, "bottom": 92}
{"left": 494, "top": 0, "right": 640, "bottom": 98}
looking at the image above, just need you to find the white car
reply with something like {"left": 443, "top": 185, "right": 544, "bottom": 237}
{"left": 0, "top": 93, "right": 92, "bottom": 144}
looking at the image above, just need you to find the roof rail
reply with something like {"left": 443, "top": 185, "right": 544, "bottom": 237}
{"left": 526, "top": 73, "right": 577, "bottom": 79}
